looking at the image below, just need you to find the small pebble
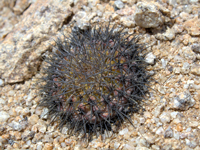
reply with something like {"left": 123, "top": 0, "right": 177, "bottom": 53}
{"left": 185, "top": 139, "right": 197, "bottom": 148}
{"left": 114, "top": 0, "right": 124, "bottom": 9}
{"left": 156, "top": 127, "right": 164, "bottom": 135}
{"left": 0, "top": 79, "right": 4, "bottom": 86}
{"left": 189, "top": 121, "right": 198, "bottom": 128}
{"left": 145, "top": 52, "right": 156, "bottom": 65}
{"left": 29, "top": 114, "right": 39, "bottom": 125}
{"left": 0, "top": 111, "right": 10, "bottom": 122}
{"left": 159, "top": 112, "right": 171, "bottom": 124}
{"left": 119, "top": 128, "right": 129, "bottom": 135}
{"left": 164, "top": 126, "right": 173, "bottom": 138}
{"left": 171, "top": 92, "right": 195, "bottom": 110}
{"left": 114, "top": 142, "right": 120, "bottom": 149}
{"left": 191, "top": 64, "right": 200, "bottom": 76}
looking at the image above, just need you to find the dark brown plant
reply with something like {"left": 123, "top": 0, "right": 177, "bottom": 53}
{"left": 38, "top": 23, "right": 150, "bottom": 140}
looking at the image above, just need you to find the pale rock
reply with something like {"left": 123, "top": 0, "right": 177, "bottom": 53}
{"left": 145, "top": 52, "right": 156, "bottom": 65}
{"left": 134, "top": 2, "right": 169, "bottom": 28}
{"left": 0, "top": 111, "right": 10, "bottom": 122}
{"left": 119, "top": 128, "right": 129, "bottom": 135}
{"left": 159, "top": 112, "right": 171, "bottom": 123}
{"left": 156, "top": 127, "right": 164, "bottom": 135}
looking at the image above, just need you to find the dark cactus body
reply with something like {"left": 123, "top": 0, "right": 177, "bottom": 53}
{"left": 39, "top": 23, "right": 150, "bottom": 139}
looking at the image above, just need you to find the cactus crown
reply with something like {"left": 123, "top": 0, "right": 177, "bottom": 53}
{"left": 39, "top": 23, "right": 150, "bottom": 140}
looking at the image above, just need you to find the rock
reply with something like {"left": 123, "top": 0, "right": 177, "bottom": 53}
{"left": 186, "top": 127, "right": 191, "bottom": 132}
{"left": 170, "top": 112, "right": 178, "bottom": 119}
{"left": 189, "top": 121, "right": 198, "bottom": 127}
{"left": 185, "top": 139, "right": 197, "bottom": 148}
{"left": 0, "top": 111, "right": 10, "bottom": 122}
{"left": 8, "top": 90, "right": 15, "bottom": 96}
{"left": 161, "top": 59, "right": 167, "bottom": 69}
{"left": 0, "top": 0, "right": 73, "bottom": 83}
{"left": 155, "top": 28, "right": 175, "bottom": 41}
{"left": 151, "top": 145, "right": 160, "bottom": 150}
{"left": 156, "top": 127, "right": 164, "bottom": 135}
{"left": 139, "top": 117, "right": 146, "bottom": 124}
{"left": 28, "top": 114, "right": 39, "bottom": 125}
{"left": 40, "top": 108, "right": 48, "bottom": 119}
{"left": 143, "top": 133, "right": 156, "bottom": 144}
{"left": 145, "top": 52, "right": 156, "bottom": 65}
{"left": 0, "top": 98, "right": 6, "bottom": 104}
{"left": 182, "top": 46, "right": 196, "bottom": 61}
{"left": 181, "top": 62, "right": 190, "bottom": 74}
{"left": 13, "top": 0, "right": 31, "bottom": 15}
{"left": 114, "top": 1, "right": 124, "bottom": 9}
{"left": 114, "top": 142, "right": 120, "bottom": 149}
{"left": 36, "top": 142, "right": 43, "bottom": 150}
{"left": 191, "top": 64, "right": 200, "bottom": 76}
{"left": 43, "top": 143, "right": 53, "bottom": 150}
{"left": 138, "top": 138, "right": 150, "bottom": 147}
{"left": 173, "top": 67, "right": 181, "bottom": 74}
{"left": 168, "top": 0, "right": 177, "bottom": 5}
{"left": 119, "top": 128, "right": 129, "bottom": 135}
{"left": 159, "top": 112, "right": 171, "bottom": 124}
{"left": 120, "top": 17, "right": 135, "bottom": 28}
{"left": 0, "top": 79, "right": 4, "bottom": 86}
{"left": 170, "top": 91, "right": 195, "bottom": 110}
{"left": 180, "top": 12, "right": 189, "bottom": 21}
{"left": 8, "top": 120, "right": 27, "bottom": 131}
{"left": 164, "top": 126, "right": 173, "bottom": 138}
{"left": 189, "top": 0, "right": 198, "bottom": 2}
{"left": 134, "top": 2, "right": 170, "bottom": 28}
{"left": 0, "top": 6, "right": 19, "bottom": 41}
{"left": 74, "top": 11, "right": 96, "bottom": 30}
{"left": 172, "top": 24, "right": 184, "bottom": 34}
{"left": 191, "top": 43, "right": 200, "bottom": 53}
{"left": 183, "top": 16, "right": 200, "bottom": 36}
{"left": 152, "top": 104, "right": 165, "bottom": 117}
{"left": 143, "top": 112, "right": 152, "bottom": 119}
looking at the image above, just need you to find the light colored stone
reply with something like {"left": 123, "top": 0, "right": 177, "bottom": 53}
{"left": 143, "top": 112, "right": 152, "bottom": 119}
{"left": 119, "top": 128, "right": 129, "bottom": 135}
{"left": 36, "top": 142, "right": 43, "bottom": 150}
{"left": 8, "top": 121, "right": 27, "bottom": 131}
{"left": 114, "top": 1, "right": 124, "bottom": 9}
{"left": 191, "top": 64, "right": 200, "bottom": 76}
{"left": 145, "top": 52, "right": 156, "bottom": 65}
{"left": 164, "top": 126, "right": 173, "bottom": 138}
{"left": 13, "top": 0, "right": 31, "bottom": 15}
{"left": 0, "top": 0, "right": 73, "bottom": 83}
{"left": 29, "top": 114, "right": 39, "bottom": 125}
{"left": 189, "top": 0, "right": 198, "bottom": 2}
{"left": 152, "top": 104, "right": 165, "bottom": 117}
{"left": 181, "top": 62, "right": 190, "bottom": 74}
{"left": 0, "top": 111, "right": 10, "bottom": 122}
{"left": 159, "top": 112, "right": 171, "bottom": 124}
{"left": 143, "top": 133, "right": 156, "bottom": 144}
{"left": 171, "top": 91, "right": 195, "bottom": 110}
{"left": 0, "top": 79, "right": 4, "bottom": 86}
{"left": 0, "top": 98, "right": 6, "bottom": 104}
{"left": 184, "top": 16, "right": 200, "bottom": 36}
{"left": 192, "top": 43, "right": 200, "bottom": 53}
{"left": 185, "top": 139, "right": 197, "bottom": 148}
{"left": 134, "top": 2, "right": 169, "bottom": 28}
{"left": 156, "top": 28, "right": 175, "bottom": 41}
{"left": 43, "top": 143, "right": 53, "bottom": 150}
{"left": 170, "top": 112, "right": 178, "bottom": 119}
{"left": 189, "top": 121, "right": 199, "bottom": 127}
{"left": 156, "top": 127, "right": 164, "bottom": 135}
{"left": 182, "top": 46, "right": 196, "bottom": 61}
{"left": 161, "top": 59, "right": 167, "bottom": 69}
{"left": 114, "top": 142, "right": 120, "bottom": 149}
